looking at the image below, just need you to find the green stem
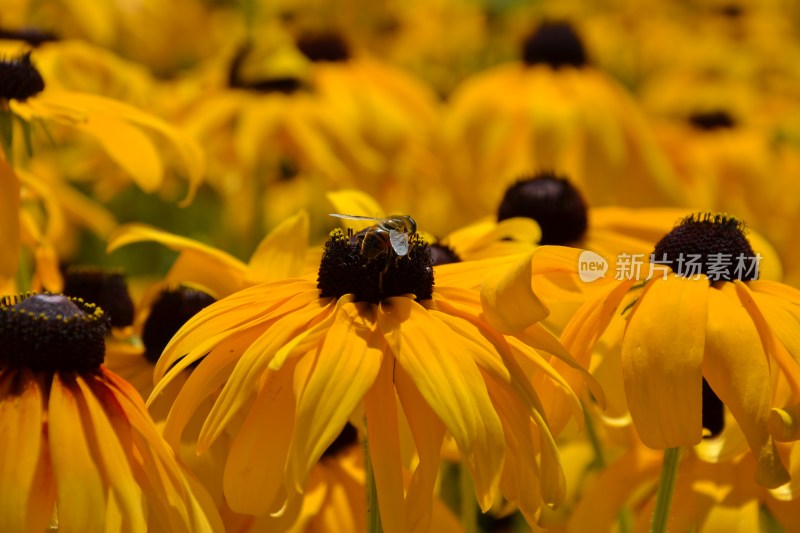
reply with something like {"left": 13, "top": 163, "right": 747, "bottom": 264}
{"left": 650, "top": 447, "right": 681, "bottom": 533}
{"left": 364, "top": 434, "right": 383, "bottom": 533}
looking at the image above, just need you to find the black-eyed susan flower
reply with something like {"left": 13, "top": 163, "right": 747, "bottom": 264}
{"left": 439, "top": 21, "right": 683, "bottom": 227}
{"left": 149, "top": 216, "right": 593, "bottom": 530}
{"left": 547, "top": 214, "right": 800, "bottom": 490}
{"left": 0, "top": 45, "right": 204, "bottom": 205}
{"left": 0, "top": 292, "right": 223, "bottom": 532}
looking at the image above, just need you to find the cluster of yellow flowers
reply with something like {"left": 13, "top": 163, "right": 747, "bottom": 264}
{"left": 2, "top": 1, "right": 800, "bottom": 532}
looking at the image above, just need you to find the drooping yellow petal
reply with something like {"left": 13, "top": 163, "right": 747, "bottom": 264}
{"left": 0, "top": 156, "right": 20, "bottom": 280}
{"left": 286, "top": 300, "right": 383, "bottom": 492}
{"left": 107, "top": 222, "right": 249, "bottom": 298}
{"left": 378, "top": 297, "right": 504, "bottom": 511}
{"left": 48, "top": 374, "right": 107, "bottom": 533}
{"left": 196, "top": 297, "right": 333, "bottom": 453}
{"left": 80, "top": 115, "right": 165, "bottom": 193}
{"left": 622, "top": 275, "right": 707, "bottom": 448}
{"left": 395, "top": 364, "right": 446, "bottom": 533}
{"left": 246, "top": 210, "right": 310, "bottom": 283}
{"left": 224, "top": 365, "right": 296, "bottom": 515}
{"left": 364, "top": 356, "right": 409, "bottom": 533}
{"left": 480, "top": 253, "right": 549, "bottom": 334}
{"left": 0, "top": 372, "right": 53, "bottom": 533}
{"left": 704, "top": 284, "right": 790, "bottom": 488}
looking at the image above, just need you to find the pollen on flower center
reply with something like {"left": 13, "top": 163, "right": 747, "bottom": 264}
{"left": 521, "top": 21, "right": 587, "bottom": 68}
{"left": 0, "top": 52, "right": 45, "bottom": 101}
{"left": 63, "top": 266, "right": 135, "bottom": 329}
{"left": 652, "top": 213, "right": 758, "bottom": 281}
{"left": 141, "top": 286, "right": 216, "bottom": 364}
{"left": 317, "top": 228, "right": 434, "bottom": 304}
{"left": 497, "top": 172, "right": 589, "bottom": 245}
{"left": 0, "top": 293, "right": 108, "bottom": 373}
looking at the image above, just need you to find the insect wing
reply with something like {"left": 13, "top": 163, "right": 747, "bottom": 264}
{"left": 329, "top": 213, "right": 382, "bottom": 222}
{"left": 389, "top": 229, "right": 409, "bottom": 256}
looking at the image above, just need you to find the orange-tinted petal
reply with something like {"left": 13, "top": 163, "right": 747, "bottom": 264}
{"left": 0, "top": 372, "right": 54, "bottom": 533}
{"left": 48, "top": 374, "right": 106, "bottom": 532}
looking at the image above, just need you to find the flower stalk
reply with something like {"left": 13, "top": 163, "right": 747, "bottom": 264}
{"left": 650, "top": 447, "right": 681, "bottom": 533}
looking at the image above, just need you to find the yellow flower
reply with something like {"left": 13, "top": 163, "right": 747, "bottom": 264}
{"left": 549, "top": 214, "right": 800, "bottom": 489}
{"left": 0, "top": 292, "right": 222, "bottom": 532}
{"left": 439, "top": 21, "right": 683, "bottom": 227}
{"left": 150, "top": 222, "right": 590, "bottom": 529}
{"left": 0, "top": 46, "right": 204, "bottom": 205}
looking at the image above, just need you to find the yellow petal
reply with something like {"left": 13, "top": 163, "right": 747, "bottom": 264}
{"left": 286, "top": 300, "right": 383, "bottom": 491}
{"left": 196, "top": 297, "right": 333, "bottom": 452}
{"left": 480, "top": 253, "right": 549, "bottom": 334}
{"left": 224, "top": 367, "right": 295, "bottom": 515}
{"left": 395, "top": 365, "right": 446, "bottom": 533}
{"left": 704, "top": 284, "right": 789, "bottom": 488}
{"left": 378, "top": 297, "right": 504, "bottom": 511}
{"left": 107, "top": 223, "right": 248, "bottom": 297}
{"left": 76, "top": 377, "right": 146, "bottom": 532}
{"left": 49, "top": 374, "right": 107, "bottom": 532}
{"left": 622, "top": 276, "right": 707, "bottom": 448}
{"left": 364, "top": 356, "right": 409, "bottom": 533}
{"left": 0, "top": 156, "right": 20, "bottom": 279}
{"left": 246, "top": 210, "right": 310, "bottom": 283}
{"left": 0, "top": 373, "right": 54, "bottom": 533}
{"left": 79, "top": 115, "right": 165, "bottom": 193}
{"left": 326, "top": 189, "right": 385, "bottom": 223}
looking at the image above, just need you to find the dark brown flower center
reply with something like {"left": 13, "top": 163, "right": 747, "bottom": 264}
{"left": 0, "top": 27, "right": 58, "bottom": 47}
{"left": 430, "top": 243, "right": 461, "bottom": 266}
{"left": 141, "top": 286, "right": 216, "bottom": 364}
{"left": 62, "top": 267, "right": 135, "bottom": 329}
{"left": 297, "top": 31, "right": 350, "bottom": 62}
{"left": 317, "top": 226, "right": 433, "bottom": 304}
{"left": 497, "top": 172, "right": 588, "bottom": 245}
{"left": 0, "top": 293, "right": 108, "bottom": 373}
{"left": 321, "top": 423, "right": 359, "bottom": 459}
{"left": 0, "top": 52, "right": 45, "bottom": 101}
{"left": 702, "top": 378, "right": 725, "bottom": 438}
{"left": 522, "top": 21, "right": 587, "bottom": 68}
{"left": 688, "top": 110, "right": 736, "bottom": 131}
{"left": 651, "top": 213, "right": 758, "bottom": 281}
